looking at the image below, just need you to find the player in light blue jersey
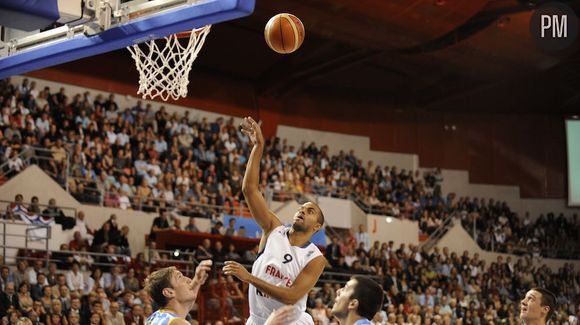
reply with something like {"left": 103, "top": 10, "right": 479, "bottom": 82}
{"left": 330, "top": 276, "right": 384, "bottom": 325}
{"left": 145, "top": 260, "right": 212, "bottom": 325}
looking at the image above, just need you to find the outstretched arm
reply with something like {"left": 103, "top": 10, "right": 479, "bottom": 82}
{"left": 223, "top": 256, "right": 326, "bottom": 305}
{"left": 240, "top": 117, "right": 282, "bottom": 236}
{"left": 190, "top": 259, "right": 212, "bottom": 299}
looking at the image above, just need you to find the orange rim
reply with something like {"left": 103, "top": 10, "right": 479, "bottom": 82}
{"left": 174, "top": 31, "right": 193, "bottom": 39}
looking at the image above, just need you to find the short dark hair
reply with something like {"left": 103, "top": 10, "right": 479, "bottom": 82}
{"left": 350, "top": 276, "right": 384, "bottom": 319}
{"left": 144, "top": 267, "right": 176, "bottom": 308}
{"left": 531, "top": 288, "right": 557, "bottom": 322}
{"left": 312, "top": 202, "right": 324, "bottom": 225}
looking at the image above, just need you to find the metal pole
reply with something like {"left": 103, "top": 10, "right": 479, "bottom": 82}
{"left": 473, "top": 214, "right": 476, "bottom": 241}
{"left": 24, "top": 227, "right": 29, "bottom": 258}
{"left": 65, "top": 151, "right": 70, "bottom": 192}
{"left": 2, "top": 222, "right": 5, "bottom": 262}
{"left": 45, "top": 226, "right": 51, "bottom": 268}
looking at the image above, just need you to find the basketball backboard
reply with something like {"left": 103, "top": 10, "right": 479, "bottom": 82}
{"left": 0, "top": 0, "right": 255, "bottom": 79}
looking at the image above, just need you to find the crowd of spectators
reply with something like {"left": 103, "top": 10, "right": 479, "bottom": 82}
{"left": 319, "top": 230, "right": 580, "bottom": 325}
{"left": 2, "top": 196, "right": 579, "bottom": 325}
{"left": 1, "top": 78, "right": 578, "bottom": 259}
{"left": 462, "top": 209, "right": 579, "bottom": 259}
{"left": 0, "top": 78, "right": 579, "bottom": 324}
{"left": 1, "top": 193, "right": 260, "bottom": 325}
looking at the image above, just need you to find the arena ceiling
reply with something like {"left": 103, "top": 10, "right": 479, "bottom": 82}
{"left": 60, "top": 0, "right": 580, "bottom": 114}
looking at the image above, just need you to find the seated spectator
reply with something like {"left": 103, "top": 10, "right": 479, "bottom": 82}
{"left": 69, "top": 231, "right": 89, "bottom": 252}
{"left": 29, "top": 196, "right": 41, "bottom": 214}
{"left": 210, "top": 221, "right": 224, "bottom": 235}
{"left": 73, "top": 247, "right": 94, "bottom": 272}
{"left": 17, "top": 283, "right": 33, "bottom": 315}
{"left": 52, "top": 244, "right": 74, "bottom": 269}
{"left": 97, "top": 245, "right": 125, "bottom": 273}
{"left": 39, "top": 286, "right": 53, "bottom": 312}
{"left": 212, "top": 241, "right": 226, "bottom": 262}
{"left": 243, "top": 245, "right": 259, "bottom": 263}
{"left": 124, "top": 304, "right": 144, "bottom": 325}
{"left": 142, "top": 242, "right": 159, "bottom": 266}
{"left": 92, "top": 223, "right": 116, "bottom": 252}
{"left": 74, "top": 211, "right": 93, "bottom": 242}
{"left": 42, "top": 199, "right": 74, "bottom": 230}
{"left": 12, "top": 261, "right": 28, "bottom": 290}
{"left": 115, "top": 226, "right": 131, "bottom": 256}
{"left": 105, "top": 301, "right": 124, "bottom": 325}
{"left": 46, "top": 299, "right": 67, "bottom": 325}
{"left": 65, "top": 262, "right": 84, "bottom": 293}
{"left": 123, "top": 268, "right": 140, "bottom": 294}
{"left": 224, "top": 218, "right": 237, "bottom": 236}
{"left": 31, "top": 273, "right": 48, "bottom": 301}
{"left": 148, "top": 211, "right": 170, "bottom": 241}
{"left": 184, "top": 217, "right": 200, "bottom": 232}
{"left": 224, "top": 243, "right": 242, "bottom": 262}
{"left": 325, "top": 236, "right": 342, "bottom": 267}
{"left": 194, "top": 239, "right": 213, "bottom": 261}
{"left": 102, "top": 266, "right": 124, "bottom": 298}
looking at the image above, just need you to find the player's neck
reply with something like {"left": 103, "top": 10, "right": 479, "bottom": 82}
{"left": 287, "top": 228, "right": 312, "bottom": 247}
{"left": 164, "top": 300, "right": 192, "bottom": 318}
{"left": 339, "top": 312, "right": 366, "bottom": 325}
{"left": 523, "top": 320, "right": 546, "bottom": 325}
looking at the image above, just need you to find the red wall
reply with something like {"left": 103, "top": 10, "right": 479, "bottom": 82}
{"left": 27, "top": 60, "right": 566, "bottom": 199}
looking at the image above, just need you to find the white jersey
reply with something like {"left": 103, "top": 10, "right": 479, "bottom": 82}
{"left": 247, "top": 225, "right": 323, "bottom": 325}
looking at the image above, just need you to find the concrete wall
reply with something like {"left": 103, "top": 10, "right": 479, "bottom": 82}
{"left": 317, "top": 197, "right": 353, "bottom": 229}
{"left": 367, "top": 214, "right": 420, "bottom": 248}
{"left": 0, "top": 165, "right": 80, "bottom": 208}
{"left": 349, "top": 201, "right": 368, "bottom": 235}
{"left": 0, "top": 221, "right": 81, "bottom": 264}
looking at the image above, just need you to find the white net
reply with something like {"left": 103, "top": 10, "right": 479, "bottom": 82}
{"left": 127, "top": 25, "right": 211, "bottom": 101}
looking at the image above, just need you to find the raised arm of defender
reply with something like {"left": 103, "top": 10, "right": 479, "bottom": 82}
{"left": 240, "top": 117, "right": 282, "bottom": 237}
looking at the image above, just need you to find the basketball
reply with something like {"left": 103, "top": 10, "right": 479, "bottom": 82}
{"left": 264, "top": 13, "right": 305, "bottom": 54}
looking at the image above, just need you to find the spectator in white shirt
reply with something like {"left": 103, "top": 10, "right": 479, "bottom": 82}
{"left": 66, "top": 262, "right": 84, "bottom": 293}
{"left": 102, "top": 266, "right": 125, "bottom": 298}
{"left": 106, "top": 301, "right": 126, "bottom": 325}
{"left": 355, "top": 224, "right": 370, "bottom": 252}
{"left": 75, "top": 211, "right": 94, "bottom": 243}
{"left": 35, "top": 113, "right": 50, "bottom": 135}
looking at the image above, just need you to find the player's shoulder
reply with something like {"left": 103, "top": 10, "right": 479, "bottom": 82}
{"left": 269, "top": 224, "right": 289, "bottom": 237}
{"left": 299, "top": 242, "right": 323, "bottom": 259}
{"left": 168, "top": 318, "right": 191, "bottom": 325}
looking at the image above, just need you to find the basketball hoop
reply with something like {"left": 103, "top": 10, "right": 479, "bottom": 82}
{"left": 127, "top": 25, "right": 211, "bottom": 101}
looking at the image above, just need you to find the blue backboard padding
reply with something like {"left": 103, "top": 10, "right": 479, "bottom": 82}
{"left": 0, "top": 0, "right": 59, "bottom": 31}
{"left": 223, "top": 215, "right": 327, "bottom": 246}
{"left": 0, "top": 0, "right": 255, "bottom": 78}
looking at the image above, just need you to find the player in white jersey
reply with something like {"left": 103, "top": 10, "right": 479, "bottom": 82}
{"left": 223, "top": 117, "right": 326, "bottom": 325}
{"left": 144, "top": 260, "right": 211, "bottom": 325}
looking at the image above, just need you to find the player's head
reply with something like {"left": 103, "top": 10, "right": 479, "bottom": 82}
{"left": 292, "top": 202, "right": 324, "bottom": 234}
{"left": 520, "top": 288, "right": 557, "bottom": 324}
{"left": 331, "top": 276, "right": 384, "bottom": 321}
{"left": 144, "top": 266, "right": 196, "bottom": 308}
